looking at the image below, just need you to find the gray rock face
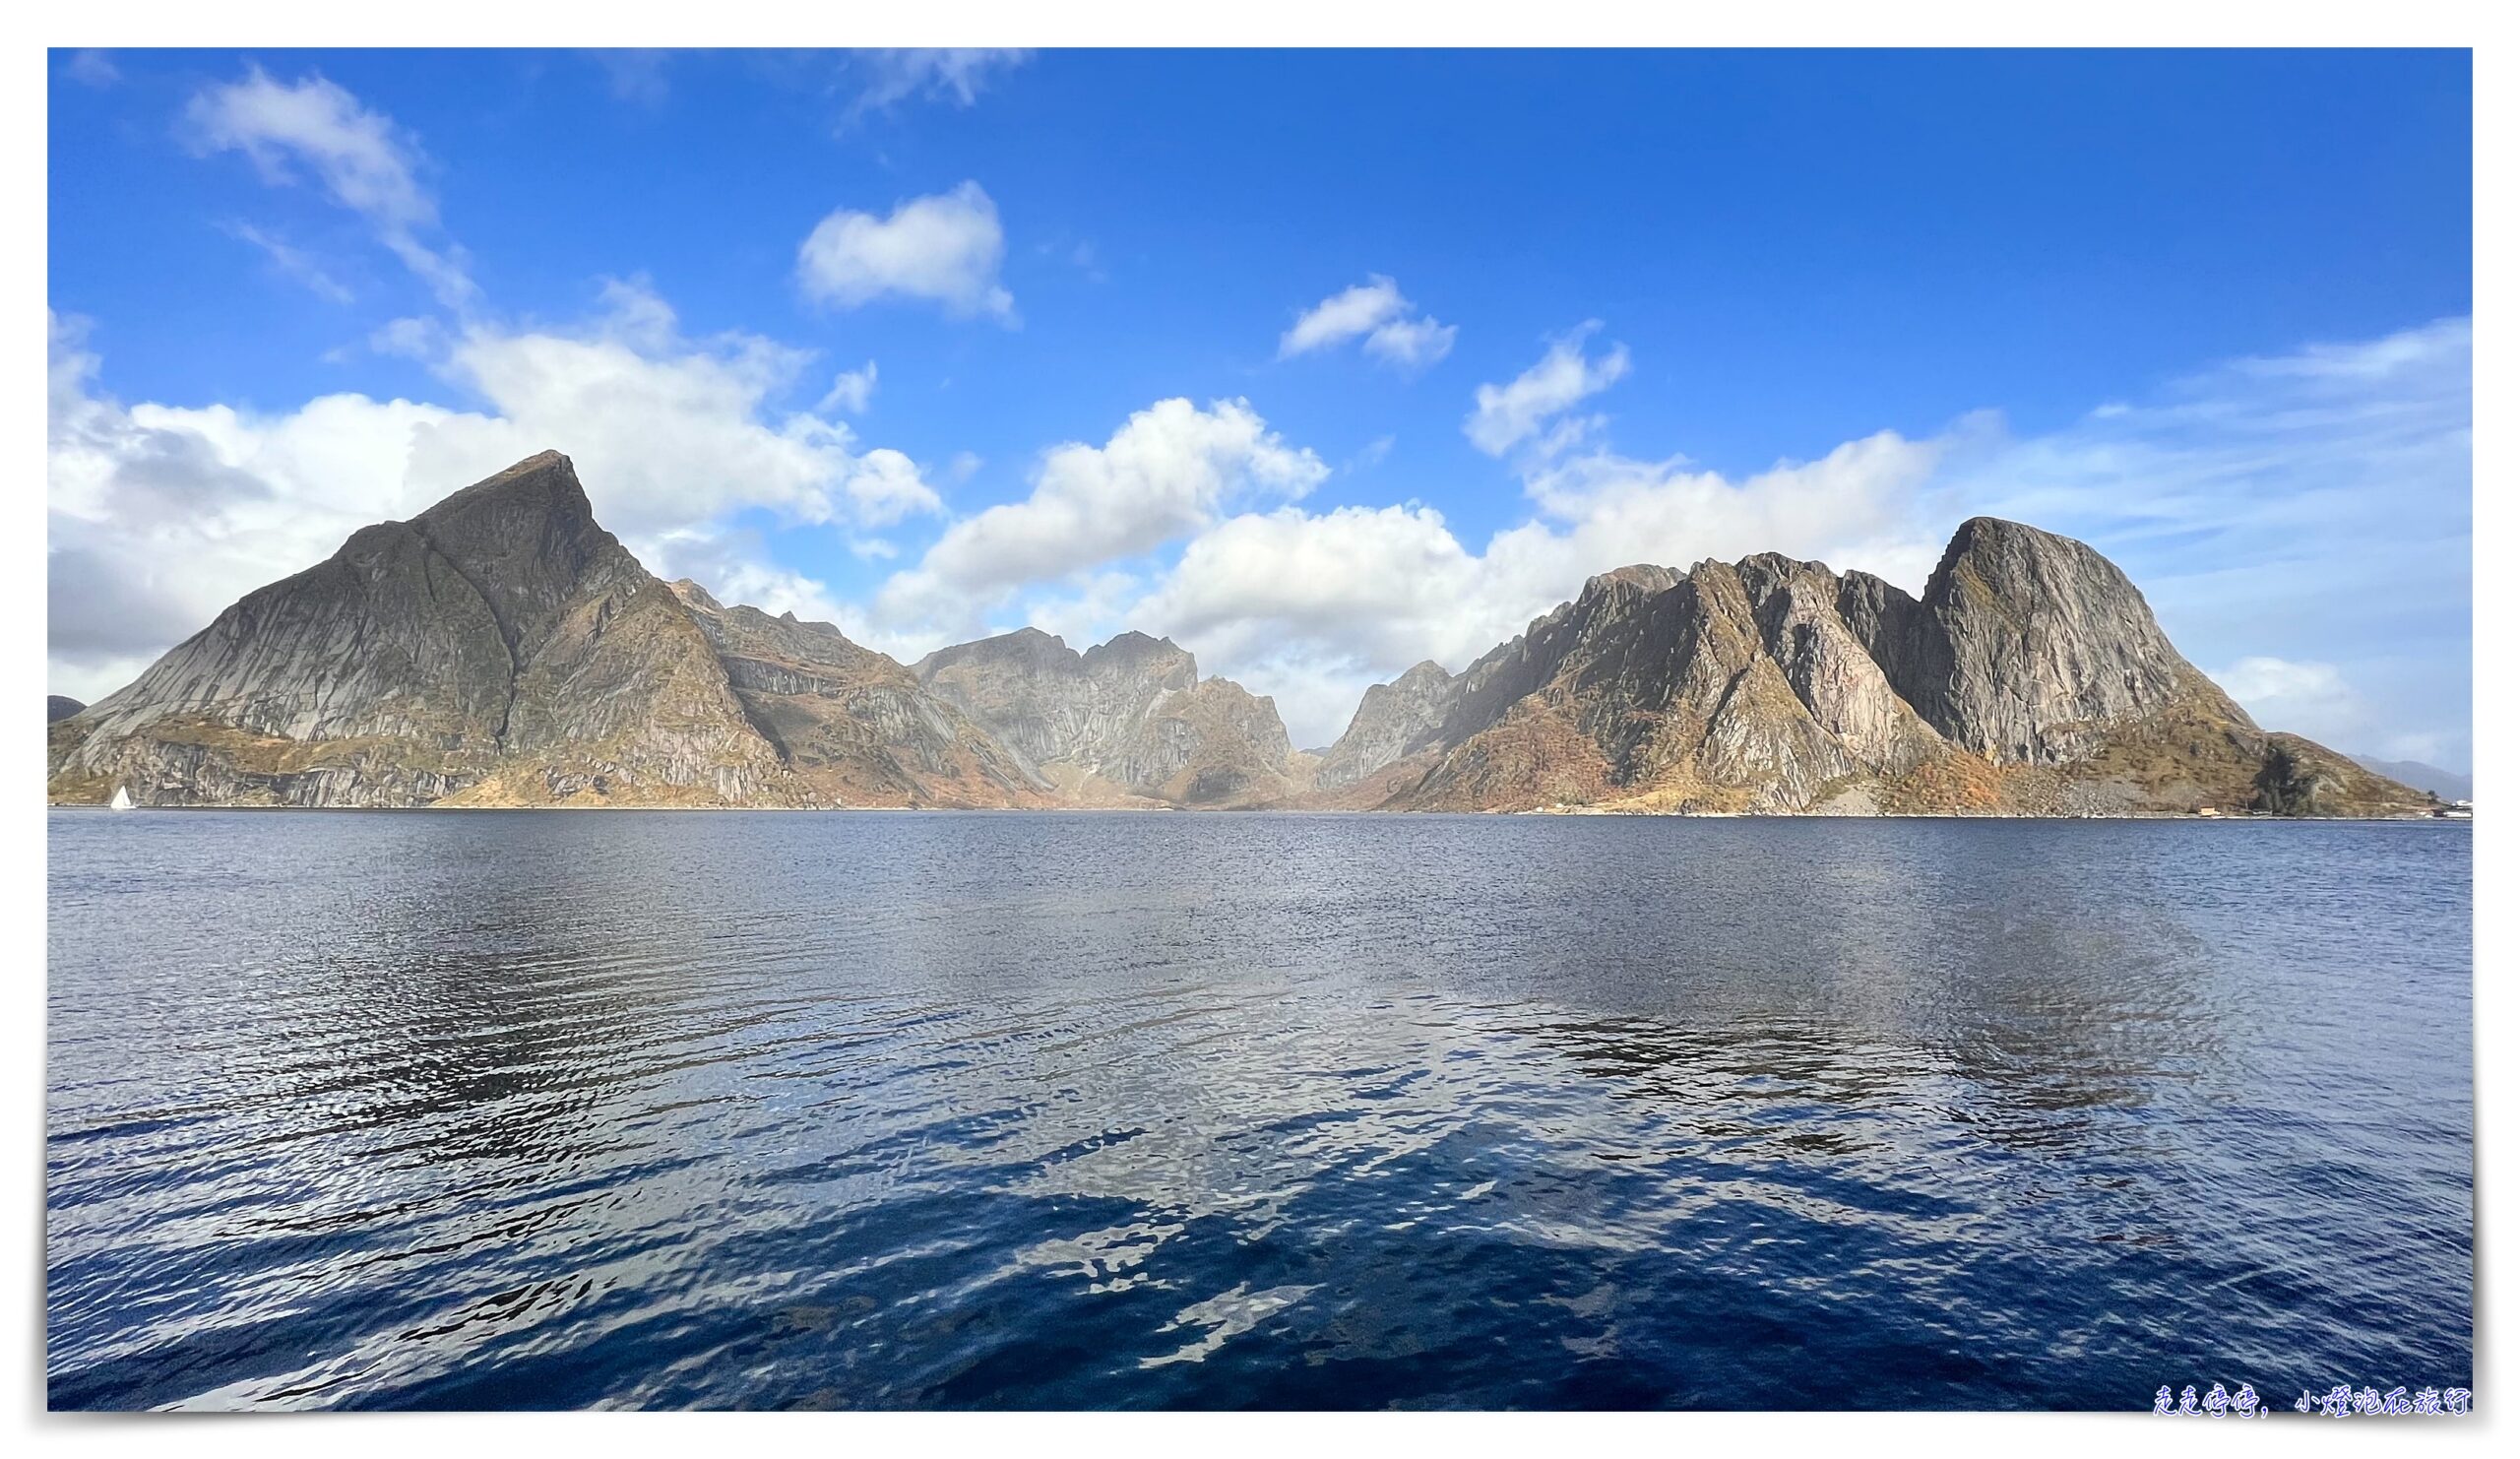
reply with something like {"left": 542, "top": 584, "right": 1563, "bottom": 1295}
{"left": 1314, "top": 661, "right": 1461, "bottom": 789}
{"left": 1872, "top": 516, "right": 2254, "bottom": 763}
{"left": 914, "top": 628, "right": 1295, "bottom": 803}
{"left": 1735, "top": 553, "right": 1948, "bottom": 776}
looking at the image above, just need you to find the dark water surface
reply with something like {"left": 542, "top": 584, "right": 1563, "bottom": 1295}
{"left": 46, "top": 810, "right": 2472, "bottom": 1411}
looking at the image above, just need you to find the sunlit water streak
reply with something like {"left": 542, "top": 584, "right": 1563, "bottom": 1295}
{"left": 46, "top": 811, "right": 2471, "bottom": 1410}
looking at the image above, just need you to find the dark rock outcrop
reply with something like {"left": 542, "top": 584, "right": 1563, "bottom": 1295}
{"left": 46, "top": 696, "right": 84, "bottom": 724}
{"left": 2257, "top": 734, "right": 2437, "bottom": 817}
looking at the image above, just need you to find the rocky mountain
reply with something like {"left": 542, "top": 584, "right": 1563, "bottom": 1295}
{"left": 51, "top": 453, "right": 1027, "bottom": 808}
{"left": 45, "top": 455, "right": 2434, "bottom": 818}
{"left": 668, "top": 582, "right": 1051, "bottom": 808}
{"left": 913, "top": 629, "right": 1300, "bottom": 807}
{"left": 1365, "top": 518, "right": 2429, "bottom": 817}
{"left": 47, "top": 696, "right": 84, "bottom": 724}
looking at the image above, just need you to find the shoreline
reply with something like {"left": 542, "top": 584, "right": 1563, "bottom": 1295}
{"left": 43, "top": 801, "right": 2470, "bottom": 822}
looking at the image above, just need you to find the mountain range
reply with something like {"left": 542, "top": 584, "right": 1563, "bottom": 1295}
{"left": 2349, "top": 756, "right": 2470, "bottom": 802}
{"left": 48, "top": 451, "right": 2434, "bottom": 817}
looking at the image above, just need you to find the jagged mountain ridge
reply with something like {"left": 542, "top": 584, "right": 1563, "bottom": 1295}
{"left": 47, "top": 452, "right": 2431, "bottom": 816}
{"left": 1322, "top": 519, "right": 2425, "bottom": 817}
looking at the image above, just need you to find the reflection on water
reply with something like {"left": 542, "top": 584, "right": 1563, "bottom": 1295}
{"left": 47, "top": 811, "right": 2471, "bottom": 1410}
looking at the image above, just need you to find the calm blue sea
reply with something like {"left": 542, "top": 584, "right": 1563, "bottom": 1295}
{"left": 45, "top": 810, "right": 2473, "bottom": 1410}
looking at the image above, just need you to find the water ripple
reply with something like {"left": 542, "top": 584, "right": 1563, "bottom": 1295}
{"left": 46, "top": 810, "right": 2471, "bottom": 1410}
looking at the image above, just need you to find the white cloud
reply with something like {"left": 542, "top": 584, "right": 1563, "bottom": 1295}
{"left": 919, "top": 397, "right": 1326, "bottom": 593}
{"left": 818, "top": 360, "right": 878, "bottom": 414}
{"left": 855, "top": 398, "right": 1328, "bottom": 650}
{"left": 846, "top": 49, "right": 1032, "bottom": 121}
{"left": 1363, "top": 315, "right": 1458, "bottom": 370}
{"left": 1279, "top": 276, "right": 1456, "bottom": 372}
{"left": 47, "top": 286, "right": 943, "bottom": 700}
{"left": 2214, "top": 657, "right": 2371, "bottom": 746}
{"left": 1466, "top": 324, "right": 1630, "bottom": 456}
{"left": 797, "top": 181, "right": 1015, "bottom": 322}
{"left": 183, "top": 67, "right": 477, "bottom": 312}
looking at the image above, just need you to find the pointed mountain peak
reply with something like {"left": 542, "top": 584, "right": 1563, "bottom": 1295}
{"left": 1095, "top": 629, "right": 1177, "bottom": 654}
{"left": 417, "top": 451, "right": 594, "bottom": 530}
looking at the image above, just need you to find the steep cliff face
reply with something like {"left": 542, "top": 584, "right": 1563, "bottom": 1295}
{"left": 913, "top": 628, "right": 1298, "bottom": 805}
{"left": 1381, "top": 519, "right": 2428, "bottom": 817}
{"left": 671, "top": 583, "right": 1051, "bottom": 808}
{"left": 1862, "top": 517, "right": 2255, "bottom": 764}
{"left": 1314, "top": 661, "right": 1462, "bottom": 790}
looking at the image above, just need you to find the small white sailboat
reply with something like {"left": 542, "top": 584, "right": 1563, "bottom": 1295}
{"left": 108, "top": 786, "right": 133, "bottom": 811}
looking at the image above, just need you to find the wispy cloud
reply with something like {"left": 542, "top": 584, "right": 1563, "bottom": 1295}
{"left": 182, "top": 66, "right": 478, "bottom": 313}
{"left": 1464, "top": 323, "right": 1629, "bottom": 457}
{"left": 588, "top": 49, "right": 672, "bottom": 107}
{"left": 65, "top": 49, "right": 119, "bottom": 88}
{"left": 845, "top": 49, "right": 1032, "bottom": 126}
{"left": 220, "top": 222, "right": 352, "bottom": 304}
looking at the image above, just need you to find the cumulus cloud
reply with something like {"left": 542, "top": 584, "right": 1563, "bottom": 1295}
{"left": 1279, "top": 276, "right": 1456, "bottom": 371}
{"left": 1465, "top": 324, "right": 1630, "bottom": 456}
{"left": 183, "top": 67, "right": 477, "bottom": 312}
{"left": 47, "top": 287, "right": 942, "bottom": 701}
{"left": 878, "top": 399, "right": 1328, "bottom": 644}
{"left": 797, "top": 181, "right": 1015, "bottom": 321}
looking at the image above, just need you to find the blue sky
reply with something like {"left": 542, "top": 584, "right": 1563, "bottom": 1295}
{"left": 47, "top": 48, "right": 2472, "bottom": 763}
